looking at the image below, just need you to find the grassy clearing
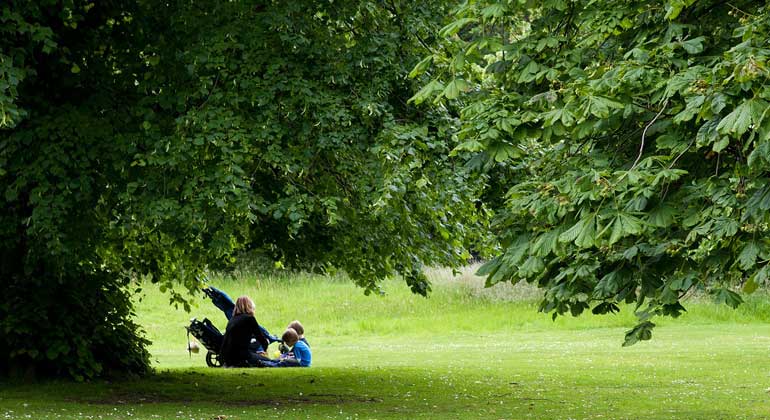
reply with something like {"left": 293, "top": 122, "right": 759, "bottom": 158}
{"left": 2, "top": 266, "right": 770, "bottom": 419}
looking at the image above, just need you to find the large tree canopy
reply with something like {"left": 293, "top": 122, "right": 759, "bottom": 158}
{"left": 7, "top": 0, "right": 769, "bottom": 380}
{"left": 413, "top": 0, "right": 770, "bottom": 344}
{"left": 1, "top": 0, "right": 484, "bottom": 378}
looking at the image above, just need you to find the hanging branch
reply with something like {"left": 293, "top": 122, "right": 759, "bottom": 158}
{"left": 630, "top": 100, "right": 668, "bottom": 171}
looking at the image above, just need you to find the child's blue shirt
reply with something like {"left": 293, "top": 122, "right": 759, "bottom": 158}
{"left": 292, "top": 340, "right": 312, "bottom": 367}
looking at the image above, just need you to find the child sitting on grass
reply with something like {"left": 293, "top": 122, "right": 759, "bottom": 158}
{"left": 280, "top": 327, "right": 312, "bottom": 367}
{"left": 288, "top": 320, "right": 309, "bottom": 348}
{"left": 261, "top": 328, "right": 311, "bottom": 368}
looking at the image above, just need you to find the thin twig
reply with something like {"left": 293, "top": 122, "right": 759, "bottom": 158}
{"left": 727, "top": 2, "right": 757, "bottom": 18}
{"left": 667, "top": 140, "right": 694, "bottom": 170}
{"left": 662, "top": 140, "right": 694, "bottom": 200}
{"left": 630, "top": 100, "right": 668, "bottom": 171}
{"left": 197, "top": 74, "right": 220, "bottom": 110}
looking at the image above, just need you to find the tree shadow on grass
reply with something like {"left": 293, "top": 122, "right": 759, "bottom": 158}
{"left": 2, "top": 366, "right": 763, "bottom": 419}
{"left": 7, "top": 367, "right": 455, "bottom": 407}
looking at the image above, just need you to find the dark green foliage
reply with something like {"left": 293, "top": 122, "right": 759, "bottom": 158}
{"left": 414, "top": 0, "right": 770, "bottom": 344}
{"left": 1, "top": 0, "right": 483, "bottom": 379}
{"left": 4, "top": 273, "right": 151, "bottom": 380}
{"left": 1, "top": 1, "right": 154, "bottom": 378}
{"left": 131, "top": 0, "right": 486, "bottom": 294}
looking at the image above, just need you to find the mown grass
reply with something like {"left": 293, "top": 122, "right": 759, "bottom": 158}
{"left": 1, "top": 266, "right": 769, "bottom": 419}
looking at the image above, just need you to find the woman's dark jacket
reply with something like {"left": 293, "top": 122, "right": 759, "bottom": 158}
{"left": 220, "top": 313, "right": 269, "bottom": 366}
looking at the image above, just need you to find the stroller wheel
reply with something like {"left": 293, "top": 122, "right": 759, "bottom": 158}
{"left": 206, "top": 351, "right": 222, "bottom": 368}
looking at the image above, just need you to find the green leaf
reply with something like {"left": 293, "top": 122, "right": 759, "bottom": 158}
{"left": 668, "top": 273, "right": 695, "bottom": 291}
{"left": 619, "top": 213, "right": 644, "bottom": 235}
{"left": 673, "top": 95, "right": 704, "bottom": 124}
{"left": 481, "top": 4, "right": 507, "bottom": 20}
{"left": 520, "top": 255, "right": 544, "bottom": 277}
{"left": 559, "top": 218, "right": 584, "bottom": 243}
{"left": 485, "top": 60, "right": 510, "bottom": 74}
{"left": 696, "top": 119, "right": 719, "bottom": 148}
{"left": 717, "top": 98, "right": 768, "bottom": 137}
{"left": 605, "top": 216, "right": 621, "bottom": 245}
{"left": 593, "top": 270, "right": 623, "bottom": 299}
{"left": 711, "top": 218, "right": 739, "bottom": 239}
{"left": 664, "top": 0, "right": 696, "bottom": 20}
{"left": 486, "top": 142, "right": 518, "bottom": 162}
{"left": 713, "top": 288, "right": 743, "bottom": 309}
{"left": 623, "top": 321, "right": 655, "bottom": 346}
{"left": 584, "top": 95, "right": 623, "bottom": 119}
{"left": 647, "top": 204, "right": 676, "bottom": 228}
{"left": 451, "top": 50, "right": 466, "bottom": 72}
{"left": 442, "top": 78, "right": 469, "bottom": 100}
{"left": 737, "top": 241, "right": 760, "bottom": 270}
{"left": 652, "top": 168, "right": 687, "bottom": 186}
{"left": 746, "top": 184, "right": 770, "bottom": 218}
{"left": 560, "top": 216, "right": 596, "bottom": 248}
{"left": 531, "top": 229, "right": 561, "bottom": 256}
{"left": 517, "top": 60, "right": 539, "bottom": 83}
{"left": 542, "top": 108, "right": 564, "bottom": 127}
{"left": 439, "top": 18, "right": 477, "bottom": 38}
{"left": 408, "top": 55, "right": 433, "bottom": 79}
{"left": 681, "top": 36, "right": 705, "bottom": 54}
{"left": 592, "top": 302, "right": 620, "bottom": 315}
{"left": 665, "top": 4, "right": 683, "bottom": 20}
{"left": 711, "top": 93, "right": 727, "bottom": 114}
{"left": 747, "top": 141, "right": 770, "bottom": 168}
{"left": 656, "top": 133, "right": 682, "bottom": 150}
{"left": 477, "top": 256, "right": 501, "bottom": 277}
{"left": 756, "top": 265, "right": 770, "bottom": 284}
{"left": 482, "top": 235, "right": 530, "bottom": 285}
{"left": 743, "top": 277, "right": 759, "bottom": 294}
{"left": 409, "top": 80, "right": 444, "bottom": 105}
{"left": 712, "top": 136, "right": 729, "bottom": 152}
{"left": 450, "top": 139, "right": 484, "bottom": 155}
{"left": 608, "top": 212, "right": 644, "bottom": 244}
{"left": 665, "top": 70, "right": 698, "bottom": 97}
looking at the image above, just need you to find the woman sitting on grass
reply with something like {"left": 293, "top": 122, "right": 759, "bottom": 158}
{"left": 219, "top": 296, "right": 270, "bottom": 367}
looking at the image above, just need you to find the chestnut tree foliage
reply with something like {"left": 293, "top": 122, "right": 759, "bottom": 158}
{"left": 0, "top": 0, "right": 484, "bottom": 378}
{"left": 412, "top": 0, "right": 770, "bottom": 344}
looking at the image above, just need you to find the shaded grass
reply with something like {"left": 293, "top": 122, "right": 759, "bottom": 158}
{"left": 1, "top": 267, "right": 769, "bottom": 419}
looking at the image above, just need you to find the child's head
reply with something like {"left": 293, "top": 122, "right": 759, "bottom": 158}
{"left": 287, "top": 320, "right": 304, "bottom": 337}
{"left": 282, "top": 328, "right": 299, "bottom": 346}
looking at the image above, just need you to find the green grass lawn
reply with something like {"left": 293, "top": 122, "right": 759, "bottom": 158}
{"left": 2, "top": 267, "right": 770, "bottom": 419}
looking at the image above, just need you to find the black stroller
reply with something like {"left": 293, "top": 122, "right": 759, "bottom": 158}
{"left": 186, "top": 286, "right": 284, "bottom": 367}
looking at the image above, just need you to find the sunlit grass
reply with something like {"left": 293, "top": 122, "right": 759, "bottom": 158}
{"left": 1, "top": 266, "right": 769, "bottom": 419}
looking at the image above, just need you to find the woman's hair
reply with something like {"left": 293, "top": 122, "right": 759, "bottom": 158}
{"left": 282, "top": 327, "right": 299, "bottom": 345}
{"left": 287, "top": 320, "right": 304, "bottom": 336}
{"left": 232, "top": 296, "right": 255, "bottom": 317}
